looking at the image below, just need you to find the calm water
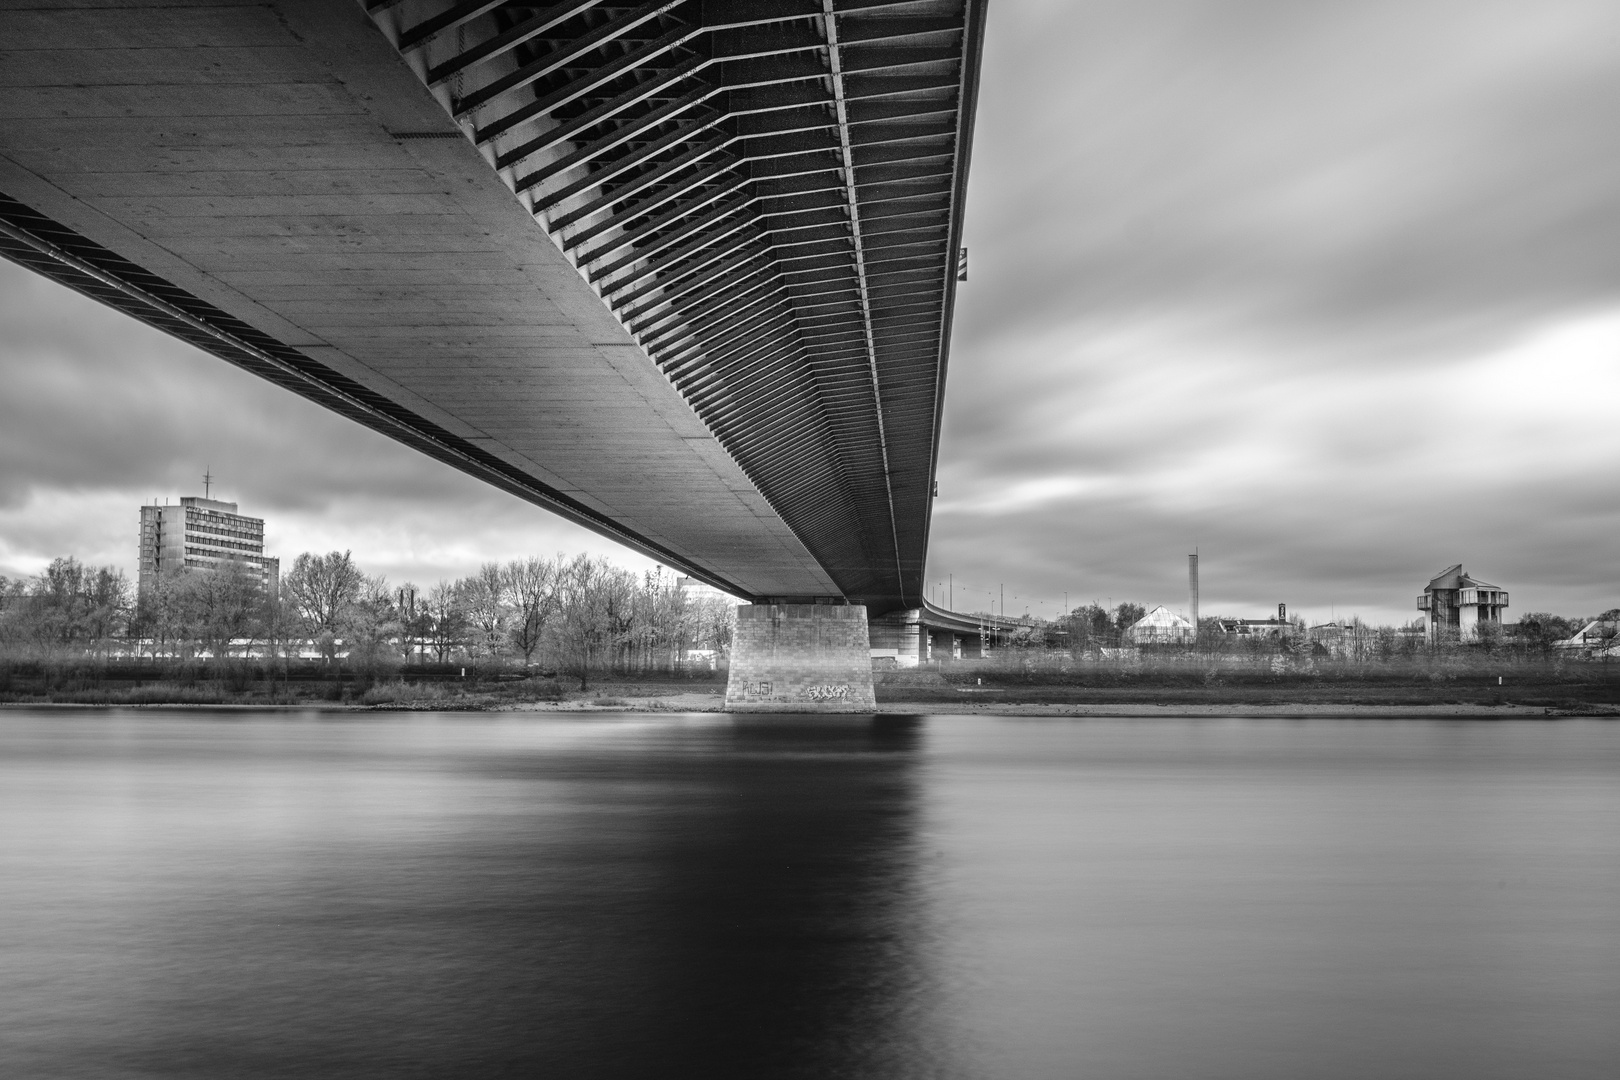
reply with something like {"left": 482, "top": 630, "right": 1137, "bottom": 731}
{"left": 1, "top": 712, "right": 1617, "bottom": 1079}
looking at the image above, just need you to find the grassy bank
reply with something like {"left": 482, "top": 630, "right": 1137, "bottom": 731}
{"left": 2, "top": 652, "right": 1616, "bottom": 712}
{"left": 0, "top": 658, "right": 725, "bottom": 709}
{"left": 875, "top": 652, "right": 1620, "bottom": 709}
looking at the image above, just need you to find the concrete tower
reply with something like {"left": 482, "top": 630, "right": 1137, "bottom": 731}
{"left": 1189, "top": 552, "right": 1200, "bottom": 637}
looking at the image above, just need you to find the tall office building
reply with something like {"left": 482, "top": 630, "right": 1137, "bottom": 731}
{"left": 138, "top": 496, "right": 279, "bottom": 597}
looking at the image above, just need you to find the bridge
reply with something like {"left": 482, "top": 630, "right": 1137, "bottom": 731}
{"left": 871, "top": 599, "right": 1029, "bottom": 664}
{"left": 0, "top": 0, "right": 988, "bottom": 709}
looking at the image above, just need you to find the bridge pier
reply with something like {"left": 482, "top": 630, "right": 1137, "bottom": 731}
{"left": 725, "top": 605, "right": 877, "bottom": 713}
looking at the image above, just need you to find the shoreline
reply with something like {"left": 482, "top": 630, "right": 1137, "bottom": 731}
{"left": 513, "top": 699, "right": 1617, "bottom": 718}
{"left": 4, "top": 698, "right": 1615, "bottom": 719}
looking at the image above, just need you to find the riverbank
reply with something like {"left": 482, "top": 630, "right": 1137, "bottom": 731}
{"left": 6, "top": 654, "right": 1616, "bottom": 714}
{"left": 498, "top": 699, "right": 1610, "bottom": 718}
{"left": 4, "top": 665, "right": 1617, "bottom": 716}
{"left": 8, "top": 695, "right": 1616, "bottom": 719}
{"left": 477, "top": 692, "right": 1614, "bottom": 718}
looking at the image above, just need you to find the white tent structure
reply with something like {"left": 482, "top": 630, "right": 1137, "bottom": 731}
{"left": 1127, "top": 605, "right": 1195, "bottom": 645}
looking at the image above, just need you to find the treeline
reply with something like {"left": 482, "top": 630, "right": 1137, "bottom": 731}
{"left": 0, "top": 558, "right": 130, "bottom": 654}
{"left": 1057, "top": 602, "right": 1146, "bottom": 650}
{"left": 987, "top": 601, "right": 1615, "bottom": 658}
{"left": 0, "top": 551, "right": 736, "bottom": 686}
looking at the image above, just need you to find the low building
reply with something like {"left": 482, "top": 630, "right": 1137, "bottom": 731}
{"left": 675, "top": 576, "right": 731, "bottom": 603}
{"left": 1127, "top": 605, "right": 1193, "bottom": 645}
{"left": 1556, "top": 617, "right": 1619, "bottom": 655}
{"left": 1308, "top": 622, "right": 1366, "bottom": 658}
{"left": 138, "top": 495, "right": 278, "bottom": 597}
{"left": 1215, "top": 604, "right": 1293, "bottom": 640}
{"left": 1417, "top": 564, "right": 1508, "bottom": 642}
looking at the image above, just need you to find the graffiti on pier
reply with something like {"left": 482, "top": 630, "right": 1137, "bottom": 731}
{"left": 806, "top": 684, "right": 852, "bottom": 702}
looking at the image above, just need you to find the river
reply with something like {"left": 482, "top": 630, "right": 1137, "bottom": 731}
{"left": 2, "top": 710, "right": 1616, "bottom": 1079}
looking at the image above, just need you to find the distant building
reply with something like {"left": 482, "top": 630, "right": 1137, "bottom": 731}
{"left": 1126, "top": 604, "right": 1194, "bottom": 645}
{"left": 138, "top": 496, "right": 278, "bottom": 597}
{"left": 676, "top": 576, "right": 731, "bottom": 603}
{"left": 1555, "top": 617, "right": 1619, "bottom": 655}
{"left": 1216, "top": 619, "right": 1292, "bottom": 639}
{"left": 1417, "top": 564, "right": 1507, "bottom": 642}
{"left": 1215, "top": 603, "right": 1292, "bottom": 639}
{"left": 1307, "top": 622, "right": 1360, "bottom": 657}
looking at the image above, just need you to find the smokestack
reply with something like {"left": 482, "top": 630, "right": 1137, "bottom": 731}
{"left": 1188, "top": 551, "right": 1199, "bottom": 635}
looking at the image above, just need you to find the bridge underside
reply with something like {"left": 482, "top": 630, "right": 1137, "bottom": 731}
{"left": 0, "top": 0, "right": 984, "bottom": 614}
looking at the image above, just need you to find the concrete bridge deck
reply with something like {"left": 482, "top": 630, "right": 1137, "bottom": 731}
{"left": 0, "top": 0, "right": 985, "bottom": 614}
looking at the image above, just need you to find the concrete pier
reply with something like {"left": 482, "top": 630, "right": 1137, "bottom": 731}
{"left": 725, "top": 605, "right": 877, "bottom": 713}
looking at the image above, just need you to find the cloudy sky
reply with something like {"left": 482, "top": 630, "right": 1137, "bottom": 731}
{"left": 4, "top": 0, "right": 1619, "bottom": 625}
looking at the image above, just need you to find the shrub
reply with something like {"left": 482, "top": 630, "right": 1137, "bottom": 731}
{"left": 359, "top": 680, "right": 452, "bottom": 707}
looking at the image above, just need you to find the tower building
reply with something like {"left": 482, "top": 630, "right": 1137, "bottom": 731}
{"left": 1188, "top": 551, "right": 1199, "bottom": 634}
{"left": 138, "top": 494, "right": 279, "bottom": 597}
{"left": 1418, "top": 564, "right": 1508, "bottom": 642}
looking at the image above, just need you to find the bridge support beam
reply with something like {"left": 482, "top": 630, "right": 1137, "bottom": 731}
{"left": 868, "top": 609, "right": 922, "bottom": 668}
{"left": 725, "top": 605, "right": 876, "bottom": 713}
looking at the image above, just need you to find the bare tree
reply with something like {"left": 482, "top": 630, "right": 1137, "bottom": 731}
{"left": 0, "top": 557, "right": 131, "bottom": 658}
{"left": 424, "top": 581, "right": 465, "bottom": 663}
{"left": 139, "top": 568, "right": 193, "bottom": 659}
{"left": 458, "top": 562, "right": 507, "bottom": 661}
{"left": 81, "top": 565, "right": 132, "bottom": 656}
{"left": 687, "top": 593, "right": 736, "bottom": 661}
{"left": 189, "top": 558, "right": 266, "bottom": 660}
{"left": 396, "top": 582, "right": 427, "bottom": 662}
{"left": 631, "top": 567, "right": 687, "bottom": 671}
{"left": 599, "top": 565, "right": 638, "bottom": 674}
{"left": 283, "top": 551, "right": 363, "bottom": 661}
{"left": 343, "top": 574, "right": 402, "bottom": 682}
{"left": 558, "top": 555, "right": 611, "bottom": 690}
{"left": 503, "top": 556, "right": 559, "bottom": 668}
{"left": 1113, "top": 602, "right": 1146, "bottom": 646}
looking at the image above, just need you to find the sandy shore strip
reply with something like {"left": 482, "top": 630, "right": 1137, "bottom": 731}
{"left": 870, "top": 702, "right": 1601, "bottom": 718}
{"left": 487, "top": 697, "right": 1612, "bottom": 719}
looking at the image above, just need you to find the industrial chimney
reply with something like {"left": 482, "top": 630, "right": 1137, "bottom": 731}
{"left": 1188, "top": 551, "right": 1199, "bottom": 638}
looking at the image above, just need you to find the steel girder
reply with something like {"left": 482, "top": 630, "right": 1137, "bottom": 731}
{"left": 369, "top": 0, "right": 986, "bottom": 611}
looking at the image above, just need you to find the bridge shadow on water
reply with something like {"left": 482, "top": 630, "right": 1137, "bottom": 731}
{"left": 1, "top": 712, "right": 955, "bottom": 1080}
{"left": 435, "top": 715, "right": 953, "bottom": 1080}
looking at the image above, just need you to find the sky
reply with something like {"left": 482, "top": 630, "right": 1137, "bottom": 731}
{"left": 4, "top": 0, "right": 1619, "bottom": 626}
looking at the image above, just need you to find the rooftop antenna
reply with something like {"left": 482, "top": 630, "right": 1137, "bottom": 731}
{"left": 203, "top": 467, "right": 213, "bottom": 499}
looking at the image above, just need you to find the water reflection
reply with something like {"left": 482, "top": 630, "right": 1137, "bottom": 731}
{"left": 2, "top": 713, "right": 1618, "bottom": 1079}
{"left": 0, "top": 712, "right": 947, "bottom": 1079}
{"left": 919, "top": 717, "right": 1620, "bottom": 1080}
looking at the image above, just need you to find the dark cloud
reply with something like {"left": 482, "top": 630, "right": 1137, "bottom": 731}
{"left": 922, "top": 0, "right": 1620, "bottom": 624}
{"left": 0, "top": 263, "right": 497, "bottom": 512}
{"left": 0, "top": 261, "right": 650, "bottom": 585}
{"left": 962, "top": 0, "right": 1620, "bottom": 347}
